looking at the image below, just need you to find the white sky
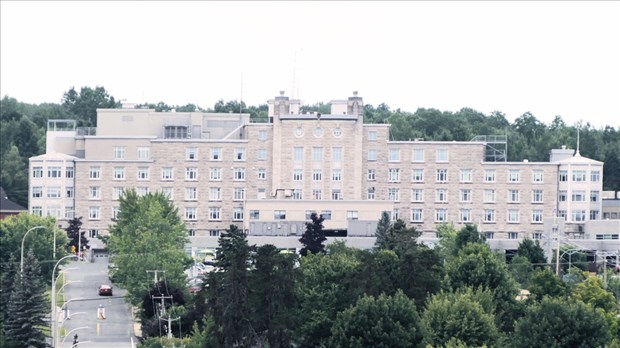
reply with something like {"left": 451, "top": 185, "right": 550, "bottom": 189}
{"left": 1, "top": 1, "right": 619, "bottom": 127}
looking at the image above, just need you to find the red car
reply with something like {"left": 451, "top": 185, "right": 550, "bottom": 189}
{"left": 98, "top": 284, "right": 113, "bottom": 296}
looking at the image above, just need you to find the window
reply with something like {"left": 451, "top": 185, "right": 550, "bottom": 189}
{"left": 210, "top": 187, "right": 221, "bottom": 201}
{"left": 368, "top": 131, "right": 377, "bottom": 141}
{"left": 508, "top": 209, "right": 519, "bottom": 223}
{"left": 436, "top": 149, "right": 449, "bottom": 162}
{"left": 294, "top": 147, "right": 303, "bottom": 161}
{"left": 293, "top": 169, "right": 303, "bottom": 181}
{"left": 572, "top": 170, "right": 586, "bottom": 182}
{"left": 460, "top": 189, "right": 471, "bottom": 202}
{"left": 508, "top": 169, "right": 520, "bottom": 182}
{"left": 258, "top": 148, "right": 267, "bottom": 160}
{"left": 484, "top": 169, "right": 496, "bottom": 182}
{"left": 388, "top": 188, "right": 400, "bottom": 201}
{"left": 186, "top": 167, "right": 198, "bottom": 180}
{"left": 258, "top": 168, "right": 266, "bottom": 180}
{"left": 368, "top": 148, "right": 377, "bottom": 161}
{"left": 484, "top": 189, "right": 495, "bottom": 203}
{"left": 572, "top": 191, "right": 586, "bottom": 202}
{"left": 484, "top": 232, "right": 495, "bottom": 240}
{"left": 258, "top": 188, "right": 267, "bottom": 199}
{"left": 113, "top": 187, "right": 123, "bottom": 200}
{"left": 188, "top": 229, "right": 196, "bottom": 237}
{"left": 113, "top": 206, "right": 120, "bottom": 220}
{"left": 412, "top": 169, "right": 424, "bottom": 182}
{"left": 412, "top": 189, "right": 424, "bottom": 202}
{"left": 411, "top": 209, "right": 423, "bottom": 222}
{"left": 233, "top": 188, "right": 245, "bottom": 201}
{"left": 312, "top": 147, "right": 324, "bottom": 161}
{"left": 436, "top": 189, "right": 447, "bottom": 202}
{"left": 312, "top": 169, "right": 322, "bottom": 181}
{"left": 161, "top": 187, "right": 172, "bottom": 199}
{"left": 65, "top": 207, "right": 75, "bottom": 219}
{"left": 347, "top": 211, "right": 359, "bottom": 220}
{"left": 66, "top": 187, "right": 74, "bottom": 198}
{"left": 66, "top": 167, "right": 74, "bottom": 178}
{"left": 32, "top": 166, "right": 43, "bottom": 178}
{"left": 114, "top": 147, "right": 125, "bottom": 159}
{"left": 312, "top": 189, "right": 322, "bottom": 200}
{"left": 509, "top": 189, "right": 520, "bottom": 203}
{"left": 47, "top": 187, "right": 61, "bottom": 198}
{"left": 532, "top": 232, "right": 543, "bottom": 240}
{"left": 235, "top": 148, "right": 246, "bottom": 161}
{"left": 185, "top": 207, "right": 197, "bottom": 221}
{"left": 234, "top": 168, "right": 246, "bottom": 181}
{"left": 185, "top": 187, "right": 197, "bottom": 200}
{"left": 332, "top": 147, "right": 343, "bottom": 161}
{"left": 209, "top": 207, "right": 221, "bottom": 221}
{"left": 321, "top": 211, "right": 332, "bottom": 220}
{"left": 210, "top": 168, "right": 221, "bottom": 181}
{"left": 292, "top": 189, "right": 302, "bottom": 200}
{"left": 258, "top": 130, "right": 267, "bottom": 140}
{"left": 250, "top": 210, "right": 260, "bottom": 219}
{"left": 210, "top": 147, "right": 221, "bottom": 160}
{"left": 435, "top": 209, "right": 447, "bottom": 222}
{"left": 46, "top": 206, "right": 61, "bottom": 218}
{"left": 436, "top": 169, "right": 448, "bottom": 182}
{"left": 333, "top": 128, "right": 342, "bottom": 137}
{"left": 209, "top": 230, "right": 220, "bottom": 237}
{"left": 186, "top": 147, "right": 198, "bottom": 160}
{"left": 331, "top": 189, "right": 342, "bottom": 200}
{"left": 460, "top": 169, "right": 472, "bottom": 183}
{"left": 591, "top": 191, "right": 600, "bottom": 202}
{"left": 137, "top": 187, "right": 149, "bottom": 196}
{"left": 532, "top": 170, "right": 544, "bottom": 182}
{"left": 558, "top": 210, "right": 567, "bottom": 219}
{"left": 137, "top": 167, "right": 149, "bottom": 180}
{"left": 508, "top": 232, "right": 519, "bottom": 240}
{"left": 532, "top": 189, "right": 543, "bottom": 203}
{"left": 274, "top": 210, "right": 286, "bottom": 220}
{"left": 138, "top": 147, "right": 150, "bottom": 160}
{"left": 332, "top": 169, "right": 342, "bottom": 181}
{"left": 233, "top": 208, "right": 244, "bottom": 221}
{"left": 89, "top": 166, "right": 101, "bottom": 179}
{"left": 572, "top": 210, "right": 586, "bottom": 221}
{"left": 32, "top": 206, "right": 42, "bottom": 216}
{"left": 460, "top": 209, "right": 471, "bottom": 223}
{"left": 32, "top": 186, "right": 43, "bottom": 198}
{"left": 532, "top": 210, "right": 543, "bottom": 223}
{"left": 591, "top": 170, "right": 600, "bottom": 182}
{"left": 559, "top": 170, "right": 568, "bottom": 182}
{"left": 388, "top": 168, "right": 400, "bottom": 182}
{"left": 590, "top": 210, "right": 599, "bottom": 220}
{"left": 48, "top": 166, "right": 62, "bottom": 178}
{"left": 559, "top": 190, "right": 567, "bottom": 202}
{"left": 484, "top": 209, "right": 495, "bottom": 222}
{"left": 412, "top": 149, "right": 424, "bottom": 162}
{"left": 113, "top": 167, "right": 125, "bottom": 180}
{"left": 367, "top": 188, "right": 375, "bottom": 200}
{"left": 367, "top": 169, "right": 376, "bottom": 181}
{"left": 389, "top": 148, "right": 400, "bottom": 162}
{"left": 164, "top": 126, "right": 188, "bottom": 139}
{"left": 89, "top": 186, "right": 100, "bottom": 199}
{"left": 89, "top": 206, "right": 100, "bottom": 220}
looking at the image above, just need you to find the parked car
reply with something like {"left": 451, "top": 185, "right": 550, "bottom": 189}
{"left": 98, "top": 284, "right": 113, "bottom": 296}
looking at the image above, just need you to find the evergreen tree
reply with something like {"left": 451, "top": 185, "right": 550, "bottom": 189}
{"left": 65, "top": 216, "right": 89, "bottom": 253}
{"left": 515, "top": 238, "right": 547, "bottom": 268}
{"left": 3, "top": 250, "right": 48, "bottom": 348}
{"left": 299, "top": 212, "right": 326, "bottom": 256}
{"left": 386, "top": 219, "right": 420, "bottom": 255}
{"left": 454, "top": 224, "right": 485, "bottom": 254}
{"left": 374, "top": 211, "right": 391, "bottom": 249}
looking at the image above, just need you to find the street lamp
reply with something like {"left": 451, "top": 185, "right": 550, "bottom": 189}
{"left": 20, "top": 226, "right": 46, "bottom": 273}
{"left": 51, "top": 255, "right": 77, "bottom": 348}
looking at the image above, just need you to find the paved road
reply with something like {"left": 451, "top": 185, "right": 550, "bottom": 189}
{"left": 56, "top": 254, "right": 136, "bottom": 348}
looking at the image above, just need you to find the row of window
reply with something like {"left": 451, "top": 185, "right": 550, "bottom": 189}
{"left": 31, "top": 166, "right": 74, "bottom": 179}
{"left": 369, "top": 188, "right": 549, "bottom": 203}
{"left": 367, "top": 168, "right": 548, "bottom": 183}
{"left": 110, "top": 146, "right": 272, "bottom": 162}
{"left": 87, "top": 166, "right": 255, "bottom": 181}
{"left": 559, "top": 170, "right": 601, "bottom": 182}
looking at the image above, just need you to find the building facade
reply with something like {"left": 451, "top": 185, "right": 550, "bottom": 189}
{"left": 29, "top": 92, "right": 618, "bottom": 254}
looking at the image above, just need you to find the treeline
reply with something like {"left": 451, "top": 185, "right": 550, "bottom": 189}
{"left": 1, "top": 86, "right": 619, "bottom": 208}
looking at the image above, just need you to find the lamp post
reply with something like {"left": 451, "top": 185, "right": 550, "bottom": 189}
{"left": 20, "top": 226, "right": 46, "bottom": 273}
{"left": 51, "top": 255, "right": 76, "bottom": 348}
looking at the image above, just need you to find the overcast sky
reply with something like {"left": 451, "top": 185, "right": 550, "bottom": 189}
{"left": 1, "top": 1, "right": 619, "bottom": 127}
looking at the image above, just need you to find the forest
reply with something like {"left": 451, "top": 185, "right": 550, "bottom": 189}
{"left": 1, "top": 86, "right": 619, "bottom": 208}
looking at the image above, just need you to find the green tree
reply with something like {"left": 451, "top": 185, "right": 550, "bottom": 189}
{"left": 603, "top": 149, "right": 620, "bottom": 191}
{"left": 3, "top": 251, "right": 48, "bottom": 348}
{"left": 515, "top": 238, "right": 547, "bottom": 268}
{"left": 572, "top": 276, "right": 616, "bottom": 312}
{"left": 453, "top": 224, "right": 485, "bottom": 254}
{"left": 329, "top": 291, "right": 425, "bottom": 348}
{"left": 347, "top": 249, "right": 400, "bottom": 300}
{"left": 64, "top": 216, "right": 89, "bottom": 253}
{"left": 140, "top": 280, "right": 187, "bottom": 338}
{"left": 421, "top": 288, "right": 499, "bottom": 348}
{"left": 528, "top": 268, "right": 570, "bottom": 300}
{"left": 385, "top": 219, "right": 420, "bottom": 254}
{"left": 299, "top": 212, "right": 326, "bottom": 256}
{"left": 397, "top": 244, "right": 444, "bottom": 308}
{"left": 512, "top": 297, "right": 611, "bottom": 348}
{"left": 509, "top": 255, "right": 534, "bottom": 288}
{"left": 374, "top": 211, "right": 391, "bottom": 250}
{"left": 62, "top": 86, "right": 119, "bottom": 126}
{"left": 0, "top": 145, "right": 28, "bottom": 207}
{"left": 107, "top": 190, "right": 191, "bottom": 305}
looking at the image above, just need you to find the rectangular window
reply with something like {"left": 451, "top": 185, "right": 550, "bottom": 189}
{"left": 312, "top": 147, "right": 324, "bottom": 161}
{"left": 234, "top": 168, "right": 246, "bottom": 181}
{"left": 436, "top": 149, "right": 448, "bottom": 162}
{"left": 258, "top": 130, "right": 267, "bottom": 140}
{"left": 209, "top": 207, "right": 221, "bottom": 221}
{"left": 32, "top": 166, "right": 43, "bottom": 178}
{"left": 484, "top": 232, "right": 495, "bottom": 240}
{"left": 532, "top": 189, "right": 543, "bottom": 203}
{"left": 210, "top": 148, "right": 221, "bottom": 160}
{"left": 388, "top": 188, "right": 400, "bottom": 201}
{"left": 509, "top": 189, "right": 520, "bottom": 203}
{"left": 32, "top": 186, "right": 43, "bottom": 198}
{"left": 367, "top": 169, "right": 376, "bottom": 181}
{"left": 484, "top": 189, "right": 496, "bottom": 203}
{"left": 332, "top": 147, "right": 343, "bottom": 161}
{"left": 113, "top": 187, "right": 123, "bottom": 200}
{"left": 572, "top": 210, "right": 586, "bottom": 221}
{"left": 113, "top": 167, "right": 125, "bottom": 180}
{"left": 484, "top": 209, "right": 495, "bottom": 222}
{"left": 114, "top": 147, "right": 125, "bottom": 159}
{"left": 209, "top": 230, "right": 220, "bottom": 237}
{"left": 66, "top": 187, "right": 74, "bottom": 198}
{"left": 389, "top": 148, "right": 400, "bottom": 162}
{"left": 185, "top": 207, "right": 197, "bottom": 221}
{"left": 590, "top": 210, "right": 599, "bottom": 220}
{"left": 137, "top": 167, "right": 149, "bottom": 180}
{"left": 332, "top": 189, "right": 342, "bottom": 200}
{"left": 572, "top": 170, "right": 586, "bottom": 182}
{"left": 368, "top": 131, "right": 377, "bottom": 141}
{"left": 89, "top": 166, "right": 101, "bottom": 179}
{"left": 210, "top": 187, "right": 221, "bottom": 201}
{"left": 411, "top": 209, "right": 423, "bottom": 222}
{"left": 294, "top": 147, "right": 303, "bottom": 161}
{"left": 559, "top": 170, "right": 568, "bottom": 182}
{"left": 508, "top": 232, "right": 519, "bottom": 240}
{"left": 66, "top": 167, "right": 74, "bottom": 178}
{"left": 46, "top": 206, "right": 61, "bottom": 218}
{"left": 89, "top": 206, "right": 100, "bottom": 220}
{"left": 591, "top": 170, "right": 600, "bottom": 182}
{"left": 47, "top": 186, "right": 61, "bottom": 198}
{"left": 293, "top": 169, "right": 303, "bottom": 181}
{"left": 412, "top": 169, "right": 424, "bottom": 182}
{"left": 532, "top": 210, "right": 543, "bottom": 223}
{"left": 367, "top": 188, "right": 375, "bottom": 200}
{"left": 532, "top": 170, "right": 544, "bottom": 182}
{"left": 532, "top": 232, "right": 543, "bottom": 240}
{"left": 460, "top": 189, "right": 471, "bottom": 202}
{"left": 233, "top": 188, "right": 245, "bottom": 201}
{"left": 161, "top": 187, "right": 172, "bottom": 199}
{"left": 138, "top": 147, "right": 150, "bottom": 160}
{"left": 558, "top": 210, "right": 567, "bottom": 219}
{"left": 250, "top": 210, "right": 260, "bottom": 219}
{"left": 436, "top": 169, "right": 448, "bottom": 182}
{"left": 292, "top": 189, "right": 302, "bottom": 200}
{"left": 258, "top": 168, "right": 266, "bottom": 180}
{"left": 435, "top": 209, "right": 447, "bottom": 222}
{"left": 412, "top": 149, "right": 424, "bottom": 162}
{"left": 312, "top": 189, "right": 322, "bottom": 200}
{"left": 590, "top": 190, "right": 600, "bottom": 202}
{"left": 88, "top": 186, "right": 100, "bottom": 199}
{"left": 508, "top": 209, "right": 519, "bottom": 223}
{"left": 161, "top": 167, "right": 173, "bottom": 180}
{"left": 320, "top": 211, "right": 332, "bottom": 220}
{"left": 274, "top": 210, "right": 286, "bottom": 220}
{"left": 388, "top": 168, "right": 400, "bottom": 182}
{"left": 234, "top": 148, "right": 246, "bottom": 161}
{"left": 347, "top": 211, "right": 359, "bottom": 220}
{"left": 508, "top": 169, "right": 520, "bottom": 182}
{"left": 312, "top": 169, "right": 322, "bottom": 181}
{"left": 65, "top": 207, "right": 75, "bottom": 219}
{"left": 460, "top": 169, "right": 472, "bottom": 183}
{"left": 559, "top": 190, "right": 567, "bottom": 202}
{"left": 164, "top": 126, "right": 188, "bottom": 139}
{"left": 368, "top": 148, "right": 377, "bottom": 161}
{"left": 32, "top": 206, "right": 43, "bottom": 216}
{"left": 112, "top": 207, "right": 120, "bottom": 220}
{"left": 572, "top": 191, "right": 586, "bottom": 202}
{"left": 137, "top": 187, "right": 149, "bottom": 196}
{"left": 257, "top": 148, "right": 267, "bottom": 160}
{"left": 460, "top": 209, "right": 471, "bottom": 223}
{"left": 186, "top": 167, "right": 198, "bottom": 180}
{"left": 412, "top": 189, "right": 424, "bottom": 202}
{"left": 233, "top": 208, "right": 244, "bottom": 221}
{"left": 484, "top": 169, "right": 496, "bottom": 182}
{"left": 332, "top": 169, "right": 342, "bottom": 181}
{"left": 258, "top": 188, "right": 267, "bottom": 199}
{"left": 186, "top": 147, "right": 198, "bottom": 160}
{"left": 435, "top": 189, "right": 447, "bottom": 202}
{"left": 185, "top": 187, "right": 197, "bottom": 201}
{"left": 48, "top": 166, "right": 62, "bottom": 178}
{"left": 210, "top": 168, "right": 221, "bottom": 181}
